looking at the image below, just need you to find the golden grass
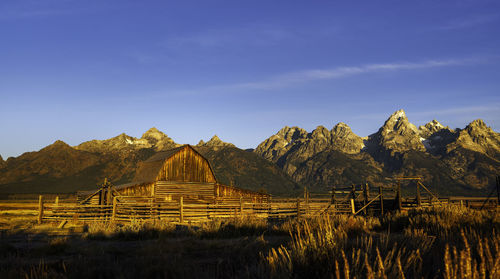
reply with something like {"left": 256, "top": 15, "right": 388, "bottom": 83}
{"left": 264, "top": 206, "right": 500, "bottom": 278}
{"left": 0, "top": 204, "right": 498, "bottom": 278}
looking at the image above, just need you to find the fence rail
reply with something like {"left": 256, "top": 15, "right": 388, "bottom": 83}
{"left": 38, "top": 195, "right": 497, "bottom": 224}
{"left": 37, "top": 177, "right": 500, "bottom": 224}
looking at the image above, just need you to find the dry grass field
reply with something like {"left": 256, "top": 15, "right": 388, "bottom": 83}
{"left": 0, "top": 200, "right": 498, "bottom": 278}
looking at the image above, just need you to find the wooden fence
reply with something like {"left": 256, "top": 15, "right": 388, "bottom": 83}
{"left": 42, "top": 196, "right": 272, "bottom": 223}
{"left": 38, "top": 194, "right": 488, "bottom": 224}
{"left": 37, "top": 177, "right": 499, "bottom": 224}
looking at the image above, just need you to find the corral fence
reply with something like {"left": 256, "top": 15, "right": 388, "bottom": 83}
{"left": 37, "top": 178, "right": 499, "bottom": 224}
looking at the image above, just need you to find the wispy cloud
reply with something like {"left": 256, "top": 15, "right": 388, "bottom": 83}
{"left": 0, "top": 8, "right": 72, "bottom": 20}
{"left": 439, "top": 14, "right": 499, "bottom": 30}
{"left": 214, "top": 58, "right": 482, "bottom": 91}
{"left": 0, "top": 0, "right": 81, "bottom": 20}
{"left": 162, "top": 24, "right": 297, "bottom": 49}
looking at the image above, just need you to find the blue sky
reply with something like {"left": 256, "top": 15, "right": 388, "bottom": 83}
{"left": 1, "top": 0, "right": 499, "bottom": 158}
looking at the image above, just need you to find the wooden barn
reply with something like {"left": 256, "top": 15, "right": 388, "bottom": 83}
{"left": 79, "top": 145, "right": 269, "bottom": 205}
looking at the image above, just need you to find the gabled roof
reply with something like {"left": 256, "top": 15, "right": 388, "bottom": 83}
{"left": 132, "top": 145, "right": 217, "bottom": 184}
{"left": 143, "top": 145, "right": 186, "bottom": 162}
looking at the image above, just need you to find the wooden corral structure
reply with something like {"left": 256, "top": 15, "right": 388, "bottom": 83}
{"left": 78, "top": 145, "right": 269, "bottom": 205}
{"left": 43, "top": 172, "right": 498, "bottom": 224}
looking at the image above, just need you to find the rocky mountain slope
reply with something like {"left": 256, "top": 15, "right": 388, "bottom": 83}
{"left": 254, "top": 109, "right": 500, "bottom": 195}
{"left": 195, "top": 145, "right": 299, "bottom": 195}
{"left": 76, "top": 128, "right": 179, "bottom": 153}
{"left": 0, "top": 130, "right": 297, "bottom": 195}
{"left": 0, "top": 140, "right": 153, "bottom": 193}
{"left": 197, "top": 135, "right": 236, "bottom": 149}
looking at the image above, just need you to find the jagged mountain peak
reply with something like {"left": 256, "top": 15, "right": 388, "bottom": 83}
{"left": 144, "top": 127, "right": 160, "bottom": 133}
{"left": 277, "top": 126, "right": 308, "bottom": 142}
{"left": 254, "top": 126, "right": 307, "bottom": 162}
{"left": 331, "top": 122, "right": 355, "bottom": 136}
{"left": 76, "top": 132, "right": 149, "bottom": 153}
{"left": 108, "top": 133, "right": 141, "bottom": 144}
{"left": 447, "top": 119, "right": 500, "bottom": 157}
{"left": 53, "top": 139, "right": 69, "bottom": 145}
{"left": 463, "top": 119, "right": 496, "bottom": 138}
{"left": 141, "top": 127, "right": 166, "bottom": 140}
{"left": 310, "top": 126, "right": 330, "bottom": 139}
{"left": 427, "top": 119, "right": 444, "bottom": 128}
{"left": 141, "top": 127, "right": 176, "bottom": 149}
{"left": 198, "top": 135, "right": 235, "bottom": 148}
{"left": 75, "top": 128, "right": 178, "bottom": 153}
{"left": 390, "top": 109, "right": 407, "bottom": 120}
{"left": 419, "top": 120, "right": 449, "bottom": 138}
{"left": 466, "top": 119, "right": 488, "bottom": 130}
{"left": 115, "top": 133, "right": 131, "bottom": 139}
{"left": 371, "top": 109, "right": 425, "bottom": 154}
{"left": 46, "top": 140, "right": 72, "bottom": 149}
{"left": 381, "top": 109, "right": 418, "bottom": 134}
{"left": 333, "top": 122, "right": 350, "bottom": 129}
{"left": 329, "top": 122, "right": 364, "bottom": 154}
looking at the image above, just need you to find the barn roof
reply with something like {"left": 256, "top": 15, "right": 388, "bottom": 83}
{"left": 132, "top": 144, "right": 217, "bottom": 184}
{"left": 143, "top": 145, "right": 186, "bottom": 162}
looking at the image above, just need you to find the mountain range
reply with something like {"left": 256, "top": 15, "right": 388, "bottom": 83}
{"left": 254, "top": 110, "right": 500, "bottom": 195}
{"left": 0, "top": 110, "right": 498, "bottom": 196}
{"left": 0, "top": 128, "right": 298, "bottom": 195}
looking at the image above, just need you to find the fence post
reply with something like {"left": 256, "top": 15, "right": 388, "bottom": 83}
{"left": 496, "top": 175, "right": 500, "bottom": 205}
{"left": 296, "top": 198, "right": 301, "bottom": 219}
{"left": 112, "top": 196, "right": 117, "bottom": 222}
{"left": 350, "top": 199, "right": 355, "bottom": 215}
{"left": 179, "top": 196, "right": 184, "bottom": 223}
{"left": 206, "top": 203, "right": 209, "bottom": 220}
{"left": 379, "top": 185, "right": 384, "bottom": 215}
{"left": 158, "top": 203, "right": 161, "bottom": 221}
{"left": 55, "top": 196, "right": 59, "bottom": 206}
{"left": 240, "top": 196, "right": 243, "bottom": 220}
{"left": 331, "top": 186, "right": 336, "bottom": 204}
{"left": 37, "top": 195, "right": 44, "bottom": 224}
{"left": 363, "top": 183, "right": 369, "bottom": 215}
{"left": 416, "top": 181, "right": 421, "bottom": 208}
{"left": 396, "top": 181, "right": 402, "bottom": 211}
{"left": 304, "top": 187, "right": 309, "bottom": 216}
{"left": 267, "top": 196, "right": 272, "bottom": 219}
{"left": 107, "top": 188, "right": 112, "bottom": 206}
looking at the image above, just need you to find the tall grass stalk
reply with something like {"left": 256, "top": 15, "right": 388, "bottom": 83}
{"left": 264, "top": 206, "right": 499, "bottom": 278}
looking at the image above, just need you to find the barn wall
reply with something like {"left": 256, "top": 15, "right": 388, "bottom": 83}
{"left": 117, "top": 183, "right": 154, "bottom": 197}
{"left": 156, "top": 147, "right": 216, "bottom": 183}
{"left": 215, "top": 184, "right": 269, "bottom": 203}
{"left": 155, "top": 181, "right": 215, "bottom": 202}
